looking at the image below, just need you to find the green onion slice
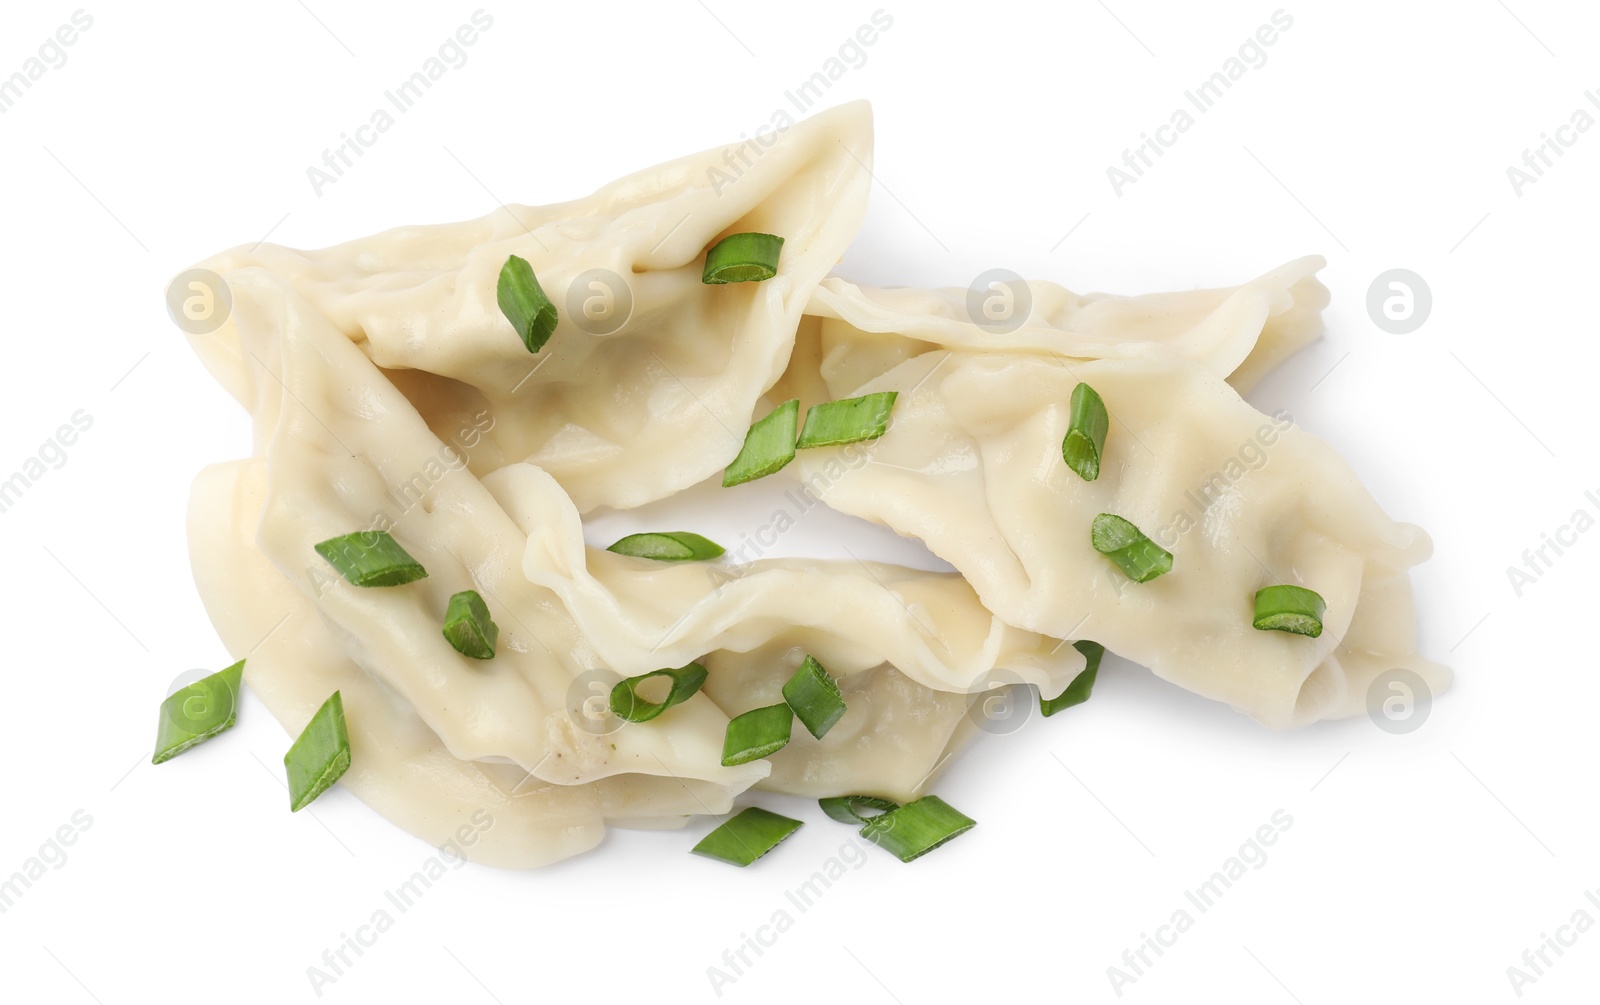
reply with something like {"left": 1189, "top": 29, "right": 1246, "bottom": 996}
{"left": 721, "top": 704, "right": 794, "bottom": 766}
{"left": 702, "top": 233, "right": 785, "bottom": 284}
{"left": 497, "top": 254, "right": 558, "bottom": 353}
{"left": 1041, "top": 640, "right": 1104, "bottom": 717}
{"left": 284, "top": 691, "right": 352, "bottom": 813}
{"left": 819, "top": 795, "right": 899, "bottom": 825}
{"left": 610, "top": 662, "right": 709, "bottom": 723}
{"left": 442, "top": 590, "right": 498, "bottom": 659}
{"left": 1252, "top": 585, "right": 1326, "bottom": 638}
{"left": 314, "top": 530, "right": 428, "bottom": 587}
{"left": 1091, "top": 513, "right": 1173, "bottom": 583}
{"left": 723, "top": 399, "right": 800, "bottom": 487}
{"left": 691, "top": 807, "right": 803, "bottom": 866}
{"left": 859, "top": 795, "right": 977, "bottom": 863}
{"left": 1062, "top": 382, "right": 1110, "bottom": 482}
{"left": 782, "top": 655, "right": 847, "bottom": 739}
{"left": 152, "top": 659, "right": 245, "bottom": 765}
{"left": 606, "top": 531, "right": 726, "bottom": 562}
{"left": 796, "top": 391, "right": 898, "bottom": 449}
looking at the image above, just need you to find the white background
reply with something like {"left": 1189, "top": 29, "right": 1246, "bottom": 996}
{"left": 0, "top": 1, "right": 1593, "bottom": 1002}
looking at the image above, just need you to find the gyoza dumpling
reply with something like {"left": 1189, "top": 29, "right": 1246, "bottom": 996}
{"left": 194, "top": 268, "right": 764, "bottom": 795}
{"left": 181, "top": 260, "right": 1079, "bottom": 865}
{"left": 800, "top": 256, "right": 1328, "bottom": 397}
{"left": 777, "top": 346, "right": 1449, "bottom": 728}
{"left": 189, "top": 459, "right": 738, "bottom": 869}
{"left": 185, "top": 101, "right": 874, "bottom": 512}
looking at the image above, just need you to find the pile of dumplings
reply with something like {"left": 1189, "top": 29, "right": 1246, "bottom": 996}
{"left": 179, "top": 101, "right": 1449, "bottom": 868}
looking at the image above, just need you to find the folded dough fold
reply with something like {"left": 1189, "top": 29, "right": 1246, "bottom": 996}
{"left": 802, "top": 255, "right": 1328, "bottom": 395}
{"left": 188, "top": 100, "right": 875, "bottom": 512}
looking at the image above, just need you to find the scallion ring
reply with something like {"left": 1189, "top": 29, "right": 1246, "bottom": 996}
{"left": 782, "top": 655, "right": 847, "bottom": 739}
{"left": 859, "top": 795, "right": 977, "bottom": 863}
{"left": 702, "top": 233, "right": 784, "bottom": 284}
{"left": 314, "top": 530, "right": 428, "bottom": 587}
{"left": 723, "top": 398, "right": 800, "bottom": 487}
{"left": 1041, "top": 640, "right": 1104, "bottom": 716}
{"left": 691, "top": 807, "right": 803, "bottom": 866}
{"left": 1090, "top": 513, "right": 1173, "bottom": 583}
{"left": 497, "top": 254, "right": 558, "bottom": 353}
{"left": 721, "top": 704, "right": 794, "bottom": 766}
{"left": 283, "top": 691, "right": 351, "bottom": 813}
{"left": 606, "top": 531, "right": 726, "bottom": 562}
{"left": 1252, "top": 585, "right": 1326, "bottom": 637}
{"left": 442, "top": 590, "right": 498, "bottom": 659}
{"left": 819, "top": 795, "right": 898, "bottom": 825}
{"left": 796, "top": 391, "right": 898, "bottom": 449}
{"left": 152, "top": 659, "right": 245, "bottom": 765}
{"left": 610, "top": 662, "right": 709, "bottom": 723}
{"left": 1062, "top": 382, "right": 1110, "bottom": 482}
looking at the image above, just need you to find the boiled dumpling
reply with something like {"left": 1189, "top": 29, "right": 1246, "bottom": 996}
{"left": 775, "top": 344, "right": 1449, "bottom": 728}
{"left": 186, "top": 101, "right": 875, "bottom": 513}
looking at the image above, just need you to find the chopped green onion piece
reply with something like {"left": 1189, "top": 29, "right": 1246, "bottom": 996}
{"left": 702, "top": 232, "right": 784, "bottom": 284}
{"left": 284, "top": 691, "right": 351, "bottom": 812}
{"left": 606, "top": 531, "right": 726, "bottom": 562}
{"left": 723, "top": 399, "right": 800, "bottom": 487}
{"left": 1253, "top": 585, "right": 1326, "bottom": 638}
{"left": 497, "top": 254, "right": 558, "bottom": 353}
{"left": 313, "top": 530, "right": 428, "bottom": 587}
{"left": 691, "top": 807, "right": 803, "bottom": 866}
{"left": 721, "top": 704, "right": 793, "bottom": 766}
{"left": 796, "top": 391, "right": 899, "bottom": 449}
{"left": 1091, "top": 513, "right": 1173, "bottom": 583}
{"left": 859, "top": 795, "right": 977, "bottom": 863}
{"left": 1062, "top": 382, "right": 1110, "bottom": 482}
{"left": 442, "top": 590, "right": 498, "bottom": 659}
{"left": 610, "top": 662, "right": 709, "bottom": 722}
{"left": 152, "top": 659, "right": 245, "bottom": 765}
{"left": 819, "top": 795, "right": 899, "bottom": 825}
{"left": 782, "top": 655, "right": 847, "bottom": 739}
{"left": 1041, "top": 641, "right": 1104, "bottom": 717}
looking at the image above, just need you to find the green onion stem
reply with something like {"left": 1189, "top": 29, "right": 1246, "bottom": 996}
{"left": 859, "top": 795, "right": 977, "bottom": 863}
{"left": 610, "top": 663, "right": 709, "bottom": 722}
{"left": 314, "top": 530, "right": 428, "bottom": 587}
{"left": 721, "top": 704, "right": 794, "bottom": 766}
{"left": 819, "top": 795, "right": 899, "bottom": 825}
{"left": 1062, "top": 382, "right": 1110, "bottom": 482}
{"left": 152, "top": 659, "right": 245, "bottom": 765}
{"left": 782, "top": 655, "right": 847, "bottom": 739}
{"left": 1041, "top": 641, "right": 1104, "bottom": 716}
{"left": 1252, "top": 585, "right": 1326, "bottom": 637}
{"left": 691, "top": 807, "right": 803, "bottom": 866}
{"left": 1091, "top": 513, "right": 1173, "bottom": 583}
{"left": 702, "top": 233, "right": 785, "bottom": 284}
{"left": 796, "top": 392, "right": 898, "bottom": 449}
{"left": 723, "top": 399, "right": 800, "bottom": 487}
{"left": 606, "top": 531, "right": 726, "bottom": 562}
{"left": 497, "top": 254, "right": 558, "bottom": 353}
{"left": 284, "top": 691, "right": 352, "bottom": 813}
{"left": 442, "top": 590, "right": 498, "bottom": 659}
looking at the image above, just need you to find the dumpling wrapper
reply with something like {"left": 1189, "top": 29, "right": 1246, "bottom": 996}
{"left": 779, "top": 347, "right": 1450, "bottom": 728}
{"left": 189, "top": 459, "right": 729, "bottom": 869}
{"left": 799, "top": 255, "right": 1329, "bottom": 398}
{"left": 493, "top": 462, "right": 1078, "bottom": 698}
{"left": 186, "top": 100, "right": 875, "bottom": 513}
